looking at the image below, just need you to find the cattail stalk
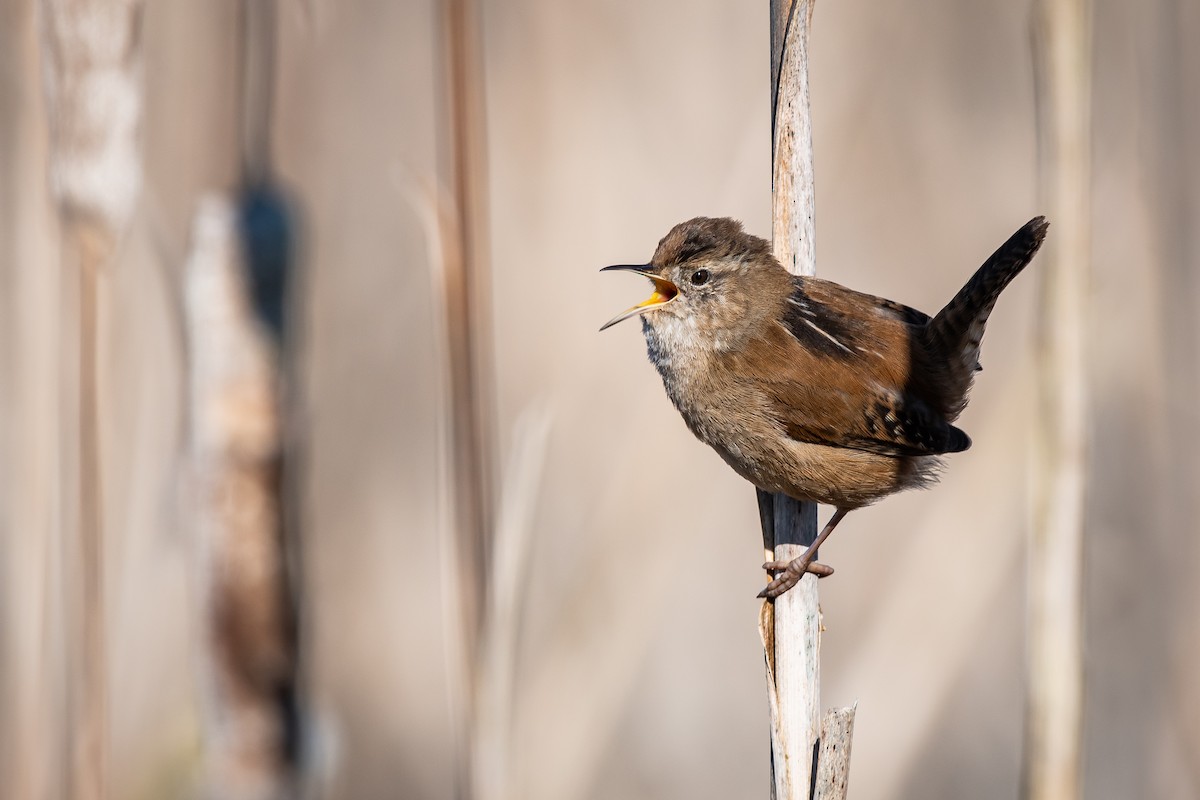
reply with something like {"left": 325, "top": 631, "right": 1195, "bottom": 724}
{"left": 184, "top": 196, "right": 300, "bottom": 800}
{"left": 1025, "top": 0, "right": 1091, "bottom": 797}
{"left": 39, "top": 2, "right": 144, "bottom": 797}
{"left": 183, "top": 1, "right": 302, "bottom": 795}
{"left": 764, "top": 2, "right": 855, "bottom": 798}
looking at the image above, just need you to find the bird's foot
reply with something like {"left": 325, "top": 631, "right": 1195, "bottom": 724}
{"left": 758, "top": 555, "right": 833, "bottom": 599}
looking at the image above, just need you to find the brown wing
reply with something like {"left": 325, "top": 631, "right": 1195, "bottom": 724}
{"left": 738, "top": 277, "right": 970, "bottom": 457}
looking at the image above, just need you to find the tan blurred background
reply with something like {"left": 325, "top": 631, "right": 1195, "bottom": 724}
{"left": 2, "top": 0, "right": 1198, "bottom": 798}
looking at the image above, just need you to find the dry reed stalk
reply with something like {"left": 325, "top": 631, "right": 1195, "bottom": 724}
{"left": 38, "top": 2, "right": 144, "bottom": 797}
{"left": 433, "top": 0, "right": 498, "bottom": 796}
{"left": 417, "top": 171, "right": 523, "bottom": 800}
{"left": 472, "top": 410, "right": 550, "bottom": 800}
{"left": 1141, "top": 8, "right": 1200, "bottom": 783}
{"left": 404, "top": 168, "right": 473, "bottom": 798}
{"left": 184, "top": 196, "right": 299, "bottom": 800}
{"left": 423, "top": 3, "right": 535, "bottom": 790}
{"left": 239, "top": 0, "right": 276, "bottom": 183}
{"left": 1, "top": 8, "right": 58, "bottom": 796}
{"left": 764, "top": 2, "right": 855, "bottom": 798}
{"left": 1025, "top": 0, "right": 1091, "bottom": 797}
{"left": 440, "top": 0, "right": 495, "bottom": 661}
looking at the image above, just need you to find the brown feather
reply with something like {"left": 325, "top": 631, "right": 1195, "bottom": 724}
{"left": 608, "top": 216, "right": 1045, "bottom": 510}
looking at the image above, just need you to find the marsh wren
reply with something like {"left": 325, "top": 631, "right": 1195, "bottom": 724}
{"left": 601, "top": 216, "right": 1048, "bottom": 598}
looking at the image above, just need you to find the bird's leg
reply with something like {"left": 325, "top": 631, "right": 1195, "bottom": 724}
{"left": 759, "top": 507, "right": 851, "bottom": 599}
{"left": 756, "top": 488, "right": 833, "bottom": 576}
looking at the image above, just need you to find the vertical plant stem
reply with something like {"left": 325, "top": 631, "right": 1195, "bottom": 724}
{"left": 764, "top": 3, "right": 853, "bottom": 799}
{"left": 434, "top": 0, "right": 496, "bottom": 796}
{"left": 1026, "top": 0, "right": 1090, "bottom": 798}
{"left": 39, "top": 2, "right": 145, "bottom": 797}
{"left": 1, "top": 6, "right": 60, "bottom": 795}
{"left": 74, "top": 230, "right": 105, "bottom": 800}
{"left": 473, "top": 410, "right": 550, "bottom": 800}
{"left": 239, "top": 0, "right": 276, "bottom": 183}
{"left": 441, "top": 0, "right": 495, "bottom": 659}
{"left": 767, "top": 1, "right": 819, "bottom": 794}
{"left": 771, "top": 0, "right": 817, "bottom": 275}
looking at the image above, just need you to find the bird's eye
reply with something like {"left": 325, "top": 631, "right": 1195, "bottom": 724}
{"left": 690, "top": 269, "right": 710, "bottom": 286}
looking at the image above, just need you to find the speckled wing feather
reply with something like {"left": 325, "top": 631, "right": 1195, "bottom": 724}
{"left": 748, "top": 278, "right": 970, "bottom": 458}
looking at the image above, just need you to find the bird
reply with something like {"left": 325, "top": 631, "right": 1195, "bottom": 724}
{"left": 600, "top": 216, "right": 1048, "bottom": 598}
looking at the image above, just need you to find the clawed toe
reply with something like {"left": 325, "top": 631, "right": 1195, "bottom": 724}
{"left": 761, "top": 559, "right": 833, "bottom": 577}
{"left": 758, "top": 508, "right": 848, "bottom": 598}
{"left": 759, "top": 570, "right": 801, "bottom": 598}
{"left": 759, "top": 556, "right": 834, "bottom": 598}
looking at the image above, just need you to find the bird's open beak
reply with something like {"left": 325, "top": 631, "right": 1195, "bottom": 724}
{"left": 599, "top": 264, "right": 679, "bottom": 331}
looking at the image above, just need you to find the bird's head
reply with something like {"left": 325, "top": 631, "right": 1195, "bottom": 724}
{"left": 600, "top": 217, "right": 786, "bottom": 347}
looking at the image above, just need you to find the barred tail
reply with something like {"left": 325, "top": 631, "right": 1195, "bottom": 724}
{"left": 924, "top": 216, "right": 1049, "bottom": 413}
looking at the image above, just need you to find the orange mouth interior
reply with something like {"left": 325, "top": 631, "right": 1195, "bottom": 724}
{"left": 599, "top": 272, "right": 680, "bottom": 331}
{"left": 640, "top": 277, "right": 678, "bottom": 307}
